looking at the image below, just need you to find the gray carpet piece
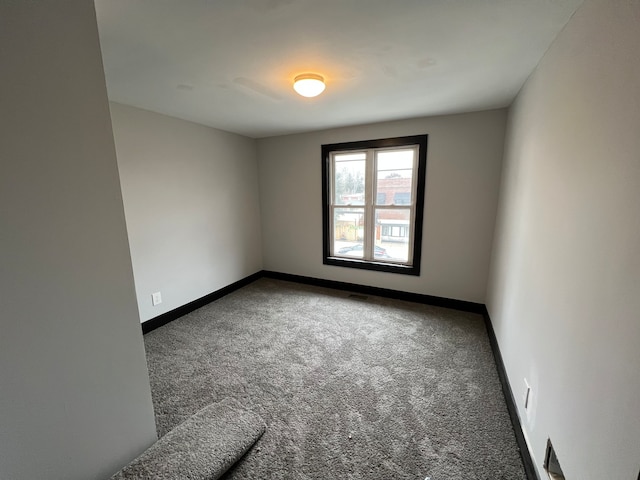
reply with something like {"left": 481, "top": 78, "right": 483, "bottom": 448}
{"left": 144, "top": 278, "right": 527, "bottom": 479}
{"left": 110, "top": 398, "right": 265, "bottom": 480}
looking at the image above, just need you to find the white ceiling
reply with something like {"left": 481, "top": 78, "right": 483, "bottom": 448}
{"left": 95, "top": 0, "right": 583, "bottom": 139}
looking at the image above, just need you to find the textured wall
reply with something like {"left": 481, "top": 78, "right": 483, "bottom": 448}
{"left": 257, "top": 110, "right": 507, "bottom": 303}
{"left": 487, "top": 0, "right": 640, "bottom": 478}
{"left": 110, "top": 103, "right": 263, "bottom": 322}
{"left": 0, "top": 3, "right": 156, "bottom": 479}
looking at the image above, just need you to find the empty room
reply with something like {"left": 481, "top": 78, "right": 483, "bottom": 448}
{"left": 1, "top": 1, "right": 639, "bottom": 479}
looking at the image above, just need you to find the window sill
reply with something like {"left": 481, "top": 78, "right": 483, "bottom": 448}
{"left": 324, "top": 256, "right": 420, "bottom": 276}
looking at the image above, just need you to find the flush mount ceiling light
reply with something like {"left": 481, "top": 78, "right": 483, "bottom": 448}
{"left": 293, "top": 73, "right": 325, "bottom": 97}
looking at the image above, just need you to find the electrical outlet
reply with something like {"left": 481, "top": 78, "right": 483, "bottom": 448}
{"left": 151, "top": 292, "right": 162, "bottom": 306}
{"left": 524, "top": 378, "right": 531, "bottom": 410}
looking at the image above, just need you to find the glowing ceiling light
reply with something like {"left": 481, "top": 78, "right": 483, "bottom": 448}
{"left": 293, "top": 73, "right": 326, "bottom": 97}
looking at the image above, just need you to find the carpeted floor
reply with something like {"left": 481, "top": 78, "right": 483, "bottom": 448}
{"left": 144, "top": 278, "right": 527, "bottom": 479}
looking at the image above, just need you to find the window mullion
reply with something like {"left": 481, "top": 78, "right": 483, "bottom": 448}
{"left": 363, "top": 149, "right": 375, "bottom": 260}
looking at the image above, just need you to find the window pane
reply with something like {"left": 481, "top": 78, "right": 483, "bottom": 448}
{"left": 376, "top": 149, "right": 414, "bottom": 206}
{"left": 334, "top": 208, "right": 364, "bottom": 258}
{"left": 334, "top": 155, "right": 365, "bottom": 205}
{"left": 335, "top": 153, "right": 366, "bottom": 161}
{"left": 377, "top": 150, "right": 413, "bottom": 170}
{"left": 375, "top": 208, "right": 411, "bottom": 262}
{"left": 393, "top": 192, "right": 411, "bottom": 205}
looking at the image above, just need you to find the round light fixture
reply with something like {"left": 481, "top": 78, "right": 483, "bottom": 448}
{"left": 293, "top": 73, "right": 326, "bottom": 97}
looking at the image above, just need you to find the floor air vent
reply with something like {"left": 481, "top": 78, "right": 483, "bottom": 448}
{"left": 544, "top": 439, "right": 566, "bottom": 480}
{"left": 348, "top": 294, "right": 368, "bottom": 301}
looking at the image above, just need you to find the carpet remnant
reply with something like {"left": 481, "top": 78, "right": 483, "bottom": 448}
{"left": 110, "top": 398, "right": 265, "bottom": 480}
{"left": 144, "top": 278, "right": 527, "bottom": 479}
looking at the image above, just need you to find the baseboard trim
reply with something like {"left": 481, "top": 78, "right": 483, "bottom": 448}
{"left": 141, "top": 271, "right": 263, "bottom": 334}
{"left": 482, "top": 307, "right": 540, "bottom": 480}
{"left": 262, "top": 270, "right": 485, "bottom": 314}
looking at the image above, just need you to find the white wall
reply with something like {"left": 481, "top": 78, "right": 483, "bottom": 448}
{"left": 0, "top": 3, "right": 157, "bottom": 480}
{"left": 486, "top": 0, "right": 640, "bottom": 478}
{"left": 257, "top": 110, "right": 506, "bottom": 303}
{"left": 110, "top": 103, "right": 263, "bottom": 322}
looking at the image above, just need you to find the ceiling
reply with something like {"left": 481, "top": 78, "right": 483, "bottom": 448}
{"left": 95, "top": 0, "right": 583, "bottom": 139}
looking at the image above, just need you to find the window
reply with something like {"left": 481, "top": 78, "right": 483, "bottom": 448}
{"left": 393, "top": 192, "right": 411, "bottom": 205}
{"left": 322, "top": 135, "right": 428, "bottom": 275}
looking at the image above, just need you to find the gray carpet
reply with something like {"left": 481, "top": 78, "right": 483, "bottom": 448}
{"left": 111, "top": 398, "right": 265, "bottom": 480}
{"left": 144, "top": 278, "right": 527, "bottom": 479}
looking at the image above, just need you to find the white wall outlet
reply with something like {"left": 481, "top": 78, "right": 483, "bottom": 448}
{"left": 151, "top": 291, "right": 162, "bottom": 306}
{"left": 524, "top": 378, "right": 531, "bottom": 410}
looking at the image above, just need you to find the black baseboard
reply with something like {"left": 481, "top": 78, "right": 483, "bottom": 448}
{"left": 142, "top": 270, "right": 484, "bottom": 335}
{"left": 141, "top": 271, "right": 263, "bottom": 334}
{"left": 262, "top": 270, "right": 485, "bottom": 314}
{"left": 482, "top": 308, "right": 539, "bottom": 480}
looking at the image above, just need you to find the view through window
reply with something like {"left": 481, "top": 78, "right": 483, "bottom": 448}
{"left": 322, "top": 135, "right": 428, "bottom": 275}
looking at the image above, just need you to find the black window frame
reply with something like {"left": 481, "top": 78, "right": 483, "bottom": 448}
{"left": 321, "top": 134, "right": 428, "bottom": 276}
